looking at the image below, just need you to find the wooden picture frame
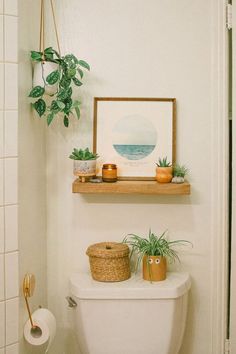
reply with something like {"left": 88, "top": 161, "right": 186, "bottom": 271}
{"left": 93, "top": 97, "right": 176, "bottom": 180}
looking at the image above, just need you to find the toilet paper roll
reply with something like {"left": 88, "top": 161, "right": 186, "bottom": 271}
{"left": 24, "top": 308, "right": 56, "bottom": 353}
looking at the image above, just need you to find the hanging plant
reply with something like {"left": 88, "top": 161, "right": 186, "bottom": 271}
{"left": 29, "top": 47, "right": 90, "bottom": 127}
{"left": 28, "top": 0, "right": 90, "bottom": 127}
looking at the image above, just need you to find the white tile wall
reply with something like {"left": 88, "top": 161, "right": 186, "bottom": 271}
{"left": 5, "top": 252, "right": 19, "bottom": 299}
{"left": 4, "top": 158, "right": 18, "bottom": 205}
{"left": 4, "top": 64, "right": 18, "bottom": 110}
{"left": 5, "top": 205, "right": 18, "bottom": 252}
{"left": 0, "top": 111, "right": 3, "bottom": 158}
{"left": 6, "top": 343, "right": 19, "bottom": 354}
{"left": 4, "top": 111, "right": 18, "bottom": 157}
{"left": 4, "top": 16, "right": 17, "bottom": 63}
{"left": 4, "top": 0, "right": 18, "bottom": 16}
{"left": 6, "top": 297, "right": 19, "bottom": 345}
{"left": 1, "top": 2, "right": 18, "bottom": 352}
{"left": 0, "top": 207, "right": 4, "bottom": 253}
{"left": 0, "top": 159, "right": 3, "bottom": 206}
{"left": 0, "top": 254, "right": 4, "bottom": 300}
{"left": 0, "top": 16, "right": 3, "bottom": 62}
{"left": 0, "top": 301, "right": 5, "bottom": 348}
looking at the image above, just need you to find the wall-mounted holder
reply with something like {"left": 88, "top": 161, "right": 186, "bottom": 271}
{"left": 23, "top": 274, "right": 42, "bottom": 337}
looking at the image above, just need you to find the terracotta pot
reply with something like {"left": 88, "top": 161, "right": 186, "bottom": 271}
{"left": 142, "top": 255, "right": 167, "bottom": 281}
{"left": 156, "top": 166, "right": 173, "bottom": 183}
{"left": 33, "top": 62, "right": 59, "bottom": 95}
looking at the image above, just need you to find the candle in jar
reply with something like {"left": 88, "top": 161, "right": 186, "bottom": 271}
{"left": 102, "top": 164, "right": 117, "bottom": 182}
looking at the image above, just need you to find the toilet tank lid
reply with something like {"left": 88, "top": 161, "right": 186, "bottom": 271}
{"left": 69, "top": 272, "right": 191, "bottom": 300}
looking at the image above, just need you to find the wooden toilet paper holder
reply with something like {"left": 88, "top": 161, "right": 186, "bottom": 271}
{"left": 23, "top": 274, "right": 36, "bottom": 329}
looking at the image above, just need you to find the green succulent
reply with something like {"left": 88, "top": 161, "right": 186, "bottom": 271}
{"left": 29, "top": 47, "right": 90, "bottom": 127}
{"left": 156, "top": 157, "right": 172, "bottom": 167}
{"left": 123, "top": 229, "right": 191, "bottom": 272}
{"left": 69, "top": 148, "right": 99, "bottom": 161}
{"left": 173, "top": 164, "right": 188, "bottom": 177}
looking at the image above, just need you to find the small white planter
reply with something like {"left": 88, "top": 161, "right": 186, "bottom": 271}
{"left": 172, "top": 176, "right": 185, "bottom": 184}
{"left": 33, "top": 62, "right": 59, "bottom": 95}
{"left": 73, "top": 160, "right": 97, "bottom": 182}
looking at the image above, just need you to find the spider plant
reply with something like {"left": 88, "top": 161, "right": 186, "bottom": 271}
{"left": 123, "top": 229, "right": 191, "bottom": 272}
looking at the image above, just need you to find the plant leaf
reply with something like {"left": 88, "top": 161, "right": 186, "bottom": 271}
{"left": 78, "top": 60, "right": 90, "bottom": 71}
{"left": 31, "top": 51, "right": 42, "bottom": 61}
{"left": 33, "top": 99, "right": 46, "bottom": 117}
{"left": 64, "top": 116, "right": 69, "bottom": 127}
{"left": 77, "top": 68, "right": 84, "bottom": 79}
{"left": 46, "top": 70, "right": 60, "bottom": 85}
{"left": 72, "top": 77, "right": 83, "bottom": 86}
{"left": 75, "top": 106, "right": 80, "bottom": 119}
{"left": 47, "top": 113, "right": 54, "bottom": 126}
{"left": 29, "top": 86, "right": 45, "bottom": 98}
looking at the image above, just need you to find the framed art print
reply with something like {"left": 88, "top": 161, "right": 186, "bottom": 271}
{"left": 93, "top": 97, "right": 176, "bottom": 180}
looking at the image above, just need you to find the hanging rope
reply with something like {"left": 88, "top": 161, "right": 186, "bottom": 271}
{"left": 39, "top": 0, "right": 61, "bottom": 60}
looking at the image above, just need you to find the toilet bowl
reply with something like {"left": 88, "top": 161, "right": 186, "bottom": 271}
{"left": 69, "top": 272, "right": 191, "bottom": 354}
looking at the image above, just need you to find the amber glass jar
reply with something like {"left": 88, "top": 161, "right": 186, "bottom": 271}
{"left": 102, "top": 164, "right": 117, "bottom": 182}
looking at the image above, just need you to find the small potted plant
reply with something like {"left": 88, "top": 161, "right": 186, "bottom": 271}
{"left": 156, "top": 157, "right": 173, "bottom": 183}
{"left": 29, "top": 47, "right": 90, "bottom": 127}
{"left": 172, "top": 164, "right": 188, "bottom": 184}
{"left": 123, "top": 229, "right": 191, "bottom": 282}
{"left": 69, "top": 148, "right": 99, "bottom": 183}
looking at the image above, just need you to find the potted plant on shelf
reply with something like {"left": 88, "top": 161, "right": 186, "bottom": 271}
{"left": 123, "top": 229, "right": 191, "bottom": 282}
{"left": 155, "top": 157, "right": 173, "bottom": 183}
{"left": 172, "top": 164, "right": 188, "bottom": 184}
{"left": 29, "top": 47, "right": 90, "bottom": 127}
{"left": 69, "top": 148, "right": 99, "bottom": 183}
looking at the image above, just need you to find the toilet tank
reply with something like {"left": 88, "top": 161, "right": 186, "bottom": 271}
{"left": 70, "top": 272, "right": 191, "bottom": 354}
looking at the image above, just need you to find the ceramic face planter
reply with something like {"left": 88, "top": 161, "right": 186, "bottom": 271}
{"left": 156, "top": 167, "right": 173, "bottom": 183}
{"left": 142, "top": 255, "right": 167, "bottom": 281}
{"left": 33, "top": 62, "right": 59, "bottom": 95}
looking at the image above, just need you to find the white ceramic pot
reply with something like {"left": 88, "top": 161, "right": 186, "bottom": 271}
{"left": 171, "top": 176, "right": 185, "bottom": 184}
{"left": 73, "top": 160, "right": 97, "bottom": 177}
{"left": 33, "top": 62, "right": 59, "bottom": 95}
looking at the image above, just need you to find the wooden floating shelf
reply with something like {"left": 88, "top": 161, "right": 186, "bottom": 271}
{"left": 72, "top": 179, "right": 191, "bottom": 195}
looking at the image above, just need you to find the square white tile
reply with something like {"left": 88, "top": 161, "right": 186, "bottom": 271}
{"left": 4, "top": 0, "right": 17, "bottom": 16}
{"left": 0, "top": 111, "right": 3, "bottom": 158}
{"left": 4, "top": 111, "right": 18, "bottom": 157}
{"left": 5, "top": 251, "right": 19, "bottom": 299}
{"left": 0, "top": 16, "right": 3, "bottom": 62}
{"left": 0, "top": 254, "right": 4, "bottom": 301}
{"left": 0, "top": 0, "right": 3, "bottom": 14}
{"left": 0, "top": 207, "right": 4, "bottom": 253}
{"left": 0, "top": 159, "right": 3, "bottom": 206}
{"left": 4, "top": 158, "right": 18, "bottom": 205}
{"left": 0, "top": 64, "right": 4, "bottom": 110}
{"left": 0, "top": 301, "right": 5, "bottom": 347}
{"left": 5, "top": 205, "right": 17, "bottom": 252}
{"left": 6, "top": 343, "right": 19, "bottom": 354}
{"left": 0, "top": 349, "right": 4, "bottom": 354}
{"left": 6, "top": 297, "right": 19, "bottom": 345}
{"left": 5, "top": 64, "right": 18, "bottom": 110}
{"left": 4, "top": 16, "right": 18, "bottom": 63}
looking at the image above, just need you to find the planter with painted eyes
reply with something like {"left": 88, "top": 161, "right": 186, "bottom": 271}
{"left": 142, "top": 255, "right": 167, "bottom": 282}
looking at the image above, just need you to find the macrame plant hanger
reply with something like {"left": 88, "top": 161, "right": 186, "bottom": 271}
{"left": 39, "top": 0, "right": 61, "bottom": 60}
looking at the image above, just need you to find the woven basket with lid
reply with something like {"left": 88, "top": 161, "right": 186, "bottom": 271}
{"left": 86, "top": 242, "right": 131, "bottom": 282}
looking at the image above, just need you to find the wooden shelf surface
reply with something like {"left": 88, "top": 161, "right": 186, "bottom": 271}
{"left": 72, "top": 179, "right": 191, "bottom": 195}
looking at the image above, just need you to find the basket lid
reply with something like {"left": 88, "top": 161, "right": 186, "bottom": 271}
{"left": 70, "top": 272, "right": 191, "bottom": 300}
{"left": 86, "top": 242, "right": 129, "bottom": 259}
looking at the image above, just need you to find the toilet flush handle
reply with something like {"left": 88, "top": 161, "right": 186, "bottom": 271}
{"left": 66, "top": 296, "right": 77, "bottom": 308}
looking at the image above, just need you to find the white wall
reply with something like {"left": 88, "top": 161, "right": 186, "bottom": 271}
{"left": 18, "top": 1, "right": 47, "bottom": 353}
{"left": 45, "top": 1, "right": 228, "bottom": 354}
{"left": 0, "top": 0, "right": 19, "bottom": 353}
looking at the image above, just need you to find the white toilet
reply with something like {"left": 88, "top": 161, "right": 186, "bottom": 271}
{"left": 69, "top": 272, "right": 191, "bottom": 354}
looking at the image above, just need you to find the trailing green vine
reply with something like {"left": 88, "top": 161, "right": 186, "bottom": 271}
{"left": 29, "top": 47, "right": 90, "bottom": 127}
